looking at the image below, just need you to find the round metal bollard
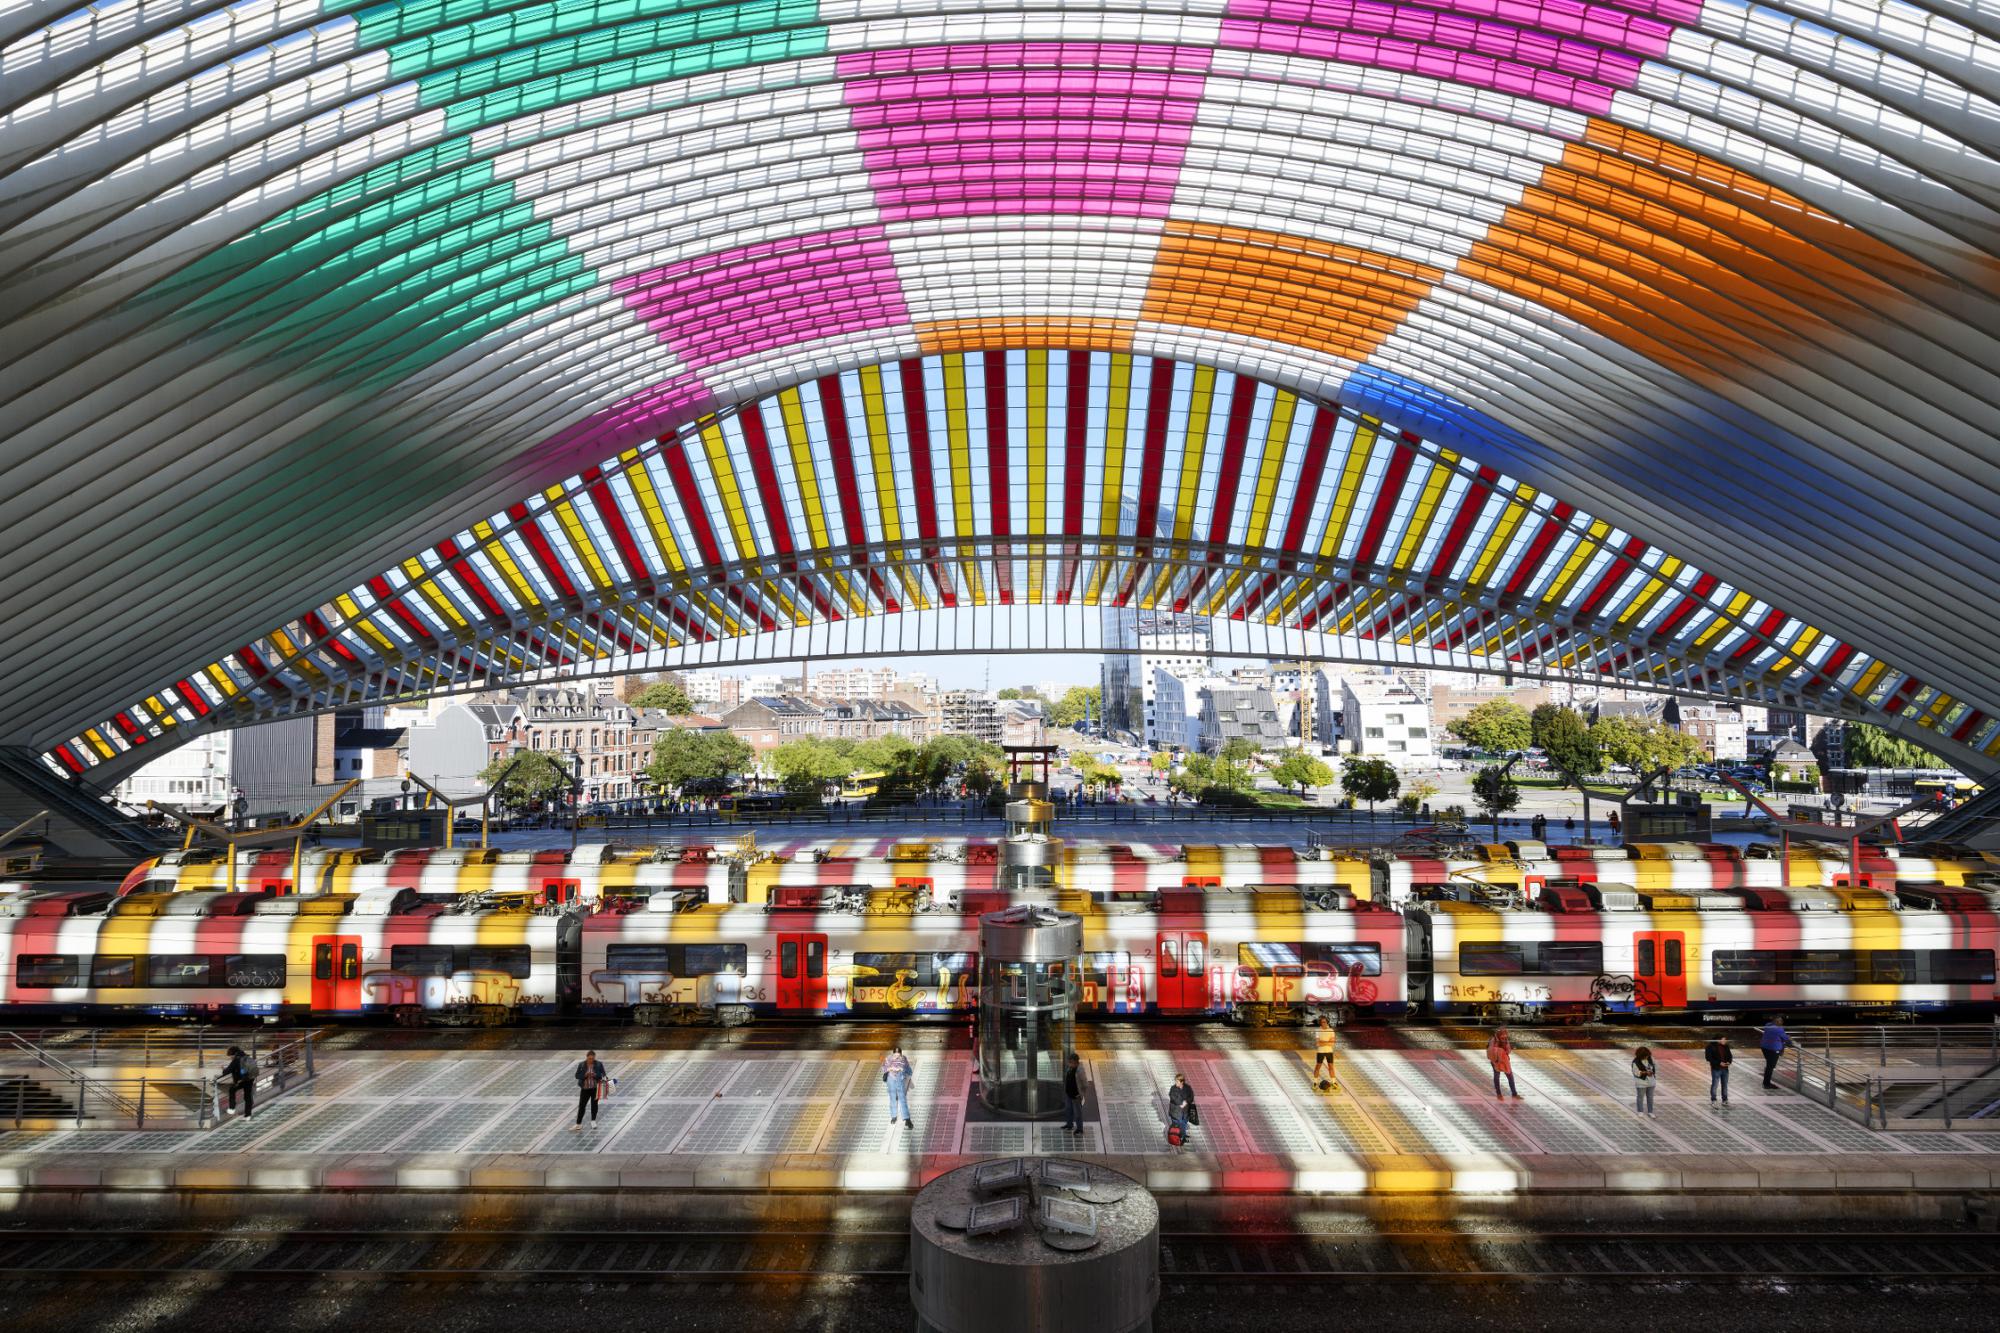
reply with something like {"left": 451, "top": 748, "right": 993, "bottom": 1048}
{"left": 910, "top": 1159, "right": 1159, "bottom": 1333}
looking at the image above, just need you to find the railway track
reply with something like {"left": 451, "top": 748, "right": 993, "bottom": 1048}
{"left": 0, "top": 1229, "right": 1991, "bottom": 1283}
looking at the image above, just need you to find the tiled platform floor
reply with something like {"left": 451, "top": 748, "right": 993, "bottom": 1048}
{"left": 2, "top": 1047, "right": 1986, "bottom": 1164}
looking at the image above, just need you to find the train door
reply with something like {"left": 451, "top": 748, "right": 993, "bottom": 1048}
{"left": 540, "top": 877, "right": 580, "bottom": 906}
{"left": 775, "top": 932, "right": 829, "bottom": 1013}
{"left": 312, "top": 935, "right": 362, "bottom": 1011}
{"left": 1181, "top": 875, "right": 1220, "bottom": 890}
{"left": 1633, "top": 931, "right": 1687, "bottom": 1009}
{"left": 1156, "top": 931, "right": 1209, "bottom": 1013}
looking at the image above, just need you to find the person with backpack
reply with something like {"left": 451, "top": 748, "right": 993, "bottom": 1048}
{"left": 572, "top": 1050, "right": 608, "bottom": 1131}
{"left": 882, "top": 1044, "right": 913, "bottom": 1128}
{"left": 1759, "top": 1017, "right": 1791, "bottom": 1089}
{"left": 218, "top": 1045, "right": 258, "bottom": 1119}
{"left": 1705, "top": 1032, "right": 1733, "bottom": 1104}
{"left": 1487, "top": 1027, "right": 1520, "bottom": 1100}
{"left": 1631, "top": 1046, "right": 1657, "bottom": 1116}
{"left": 1311, "top": 1016, "right": 1338, "bottom": 1091}
{"left": 1167, "top": 1073, "right": 1198, "bottom": 1153}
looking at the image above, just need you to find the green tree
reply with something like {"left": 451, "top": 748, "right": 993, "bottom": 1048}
{"left": 1539, "top": 705, "right": 1606, "bottom": 835}
{"left": 852, "top": 734, "right": 915, "bottom": 773}
{"left": 479, "top": 750, "right": 570, "bottom": 811}
{"left": 1342, "top": 756, "right": 1401, "bottom": 820}
{"left": 647, "top": 729, "right": 753, "bottom": 793}
{"left": 1073, "top": 752, "right": 1122, "bottom": 792}
{"left": 1528, "top": 702, "right": 1567, "bottom": 750}
{"left": 1447, "top": 699, "right": 1533, "bottom": 754}
{"left": 1220, "top": 736, "right": 1263, "bottom": 765}
{"left": 629, "top": 679, "right": 693, "bottom": 714}
{"left": 1843, "top": 722, "right": 1943, "bottom": 769}
{"left": 1051, "top": 686, "right": 1101, "bottom": 730}
{"left": 1270, "top": 751, "right": 1335, "bottom": 796}
{"left": 1403, "top": 776, "right": 1440, "bottom": 811}
{"left": 1471, "top": 766, "right": 1522, "bottom": 838}
{"left": 1592, "top": 718, "right": 1703, "bottom": 778}
{"left": 770, "top": 738, "right": 855, "bottom": 795}
{"left": 1149, "top": 752, "right": 1172, "bottom": 775}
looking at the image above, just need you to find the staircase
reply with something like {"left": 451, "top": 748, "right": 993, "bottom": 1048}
{"left": 0, "top": 1075, "right": 75, "bottom": 1123}
{"left": 1901, "top": 782, "right": 2000, "bottom": 851}
{"left": 0, "top": 745, "right": 167, "bottom": 861}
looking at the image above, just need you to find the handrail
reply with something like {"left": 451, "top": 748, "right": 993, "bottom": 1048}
{"left": 2, "top": 1030, "right": 318, "bottom": 1130}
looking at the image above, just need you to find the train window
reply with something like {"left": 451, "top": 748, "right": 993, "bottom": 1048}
{"left": 224, "top": 956, "right": 286, "bottom": 987}
{"left": 314, "top": 944, "right": 333, "bottom": 981}
{"left": 1158, "top": 941, "right": 1179, "bottom": 977}
{"left": 1537, "top": 943, "right": 1605, "bottom": 976}
{"left": 1185, "top": 939, "right": 1204, "bottom": 973}
{"left": 148, "top": 956, "right": 211, "bottom": 987}
{"left": 1238, "top": 943, "right": 1303, "bottom": 974}
{"left": 1792, "top": 952, "right": 1859, "bottom": 985}
{"left": 1869, "top": 951, "right": 1917, "bottom": 983}
{"left": 1712, "top": 951, "right": 1779, "bottom": 985}
{"left": 340, "top": 944, "right": 359, "bottom": 981}
{"left": 933, "top": 952, "right": 975, "bottom": 980}
{"left": 466, "top": 946, "right": 531, "bottom": 979}
{"left": 1635, "top": 939, "right": 1656, "bottom": 977}
{"left": 1929, "top": 950, "right": 1996, "bottom": 984}
{"left": 91, "top": 956, "right": 137, "bottom": 987}
{"left": 1460, "top": 945, "right": 1524, "bottom": 976}
{"left": 856, "top": 953, "right": 930, "bottom": 985}
{"left": 780, "top": 940, "right": 799, "bottom": 979}
{"left": 679, "top": 945, "right": 747, "bottom": 974}
{"left": 606, "top": 945, "right": 672, "bottom": 971}
{"left": 14, "top": 955, "right": 81, "bottom": 987}
{"left": 389, "top": 945, "right": 455, "bottom": 977}
{"left": 1305, "top": 943, "right": 1383, "bottom": 977}
{"left": 806, "top": 939, "right": 825, "bottom": 980}
{"left": 1663, "top": 940, "right": 1683, "bottom": 978}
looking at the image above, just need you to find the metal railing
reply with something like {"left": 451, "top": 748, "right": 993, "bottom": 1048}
{"left": 1768, "top": 1024, "right": 2000, "bottom": 1069}
{"left": 1772, "top": 1044, "right": 1880, "bottom": 1131}
{"left": 1861, "top": 1070, "right": 2000, "bottom": 1130}
{"left": 0, "top": 1029, "right": 317, "bottom": 1130}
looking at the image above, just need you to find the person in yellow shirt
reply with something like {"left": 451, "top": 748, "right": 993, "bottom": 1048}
{"left": 1312, "top": 1016, "right": 1338, "bottom": 1091}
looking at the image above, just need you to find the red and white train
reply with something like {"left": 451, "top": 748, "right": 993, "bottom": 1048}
{"left": 0, "top": 838, "right": 1992, "bottom": 1024}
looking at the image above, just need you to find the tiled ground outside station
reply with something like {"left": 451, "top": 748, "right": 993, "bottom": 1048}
{"left": 1, "top": 1048, "right": 1985, "bottom": 1163}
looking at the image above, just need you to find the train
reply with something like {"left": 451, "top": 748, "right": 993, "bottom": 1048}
{"left": 0, "top": 837, "right": 1993, "bottom": 1025}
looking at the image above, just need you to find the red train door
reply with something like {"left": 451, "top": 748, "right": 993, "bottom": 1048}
{"left": 1156, "top": 931, "right": 1209, "bottom": 1013}
{"left": 1633, "top": 931, "right": 1687, "bottom": 1009}
{"left": 312, "top": 935, "right": 362, "bottom": 1011}
{"left": 775, "top": 933, "right": 829, "bottom": 1012}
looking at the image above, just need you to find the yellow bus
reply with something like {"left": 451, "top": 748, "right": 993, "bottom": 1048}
{"left": 839, "top": 771, "right": 886, "bottom": 800}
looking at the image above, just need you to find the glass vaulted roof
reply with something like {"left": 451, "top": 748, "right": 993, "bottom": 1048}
{"left": 2, "top": 0, "right": 1998, "bottom": 778}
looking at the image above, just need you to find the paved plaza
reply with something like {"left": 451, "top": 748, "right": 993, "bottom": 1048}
{"left": 3, "top": 1047, "right": 1989, "bottom": 1196}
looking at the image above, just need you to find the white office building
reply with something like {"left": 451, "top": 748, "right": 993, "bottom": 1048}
{"left": 1339, "top": 677, "right": 1435, "bottom": 759}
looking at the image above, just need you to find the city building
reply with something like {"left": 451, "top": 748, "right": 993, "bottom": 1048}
{"left": 1100, "top": 608, "right": 1213, "bottom": 745}
{"left": 720, "top": 696, "right": 826, "bottom": 754}
{"left": 805, "top": 666, "right": 937, "bottom": 701}
{"left": 1197, "top": 682, "right": 1288, "bottom": 755}
{"left": 110, "top": 729, "right": 235, "bottom": 811}
{"left": 940, "top": 691, "right": 1002, "bottom": 745}
{"left": 1668, "top": 701, "right": 1748, "bottom": 761}
{"left": 1150, "top": 671, "right": 1208, "bottom": 755}
{"left": 1428, "top": 679, "right": 1554, "bottom": 736}
{"left": 995, "top": 698, "right": 1047, "bottom": 749}
{"left": 814, "top": 698, "right": 932, "bottom": 742}
{"left": 1769, "top": 739, "right": 1819, "bottom": 787}
{"left": 679, "top": 673, "right": 744, "bottom": 713}
{"left": 1339, "top": 677, "right": 1435, "bottom": 759}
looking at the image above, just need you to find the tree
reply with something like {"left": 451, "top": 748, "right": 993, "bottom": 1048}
{"left": 647, "top": 729, "right": 753, "bottom": 793}
{"left": 1219, "top": 736, "right": 1262, "bottom": 765}
{"left": 770, "top": 738, "right": 856, "bottom": 795}
{"left": 1447, "top": 699, "right": 1533, "bottom": 754}
{"left": 1529, "top": 702, "right": 1567, "bottom": 750}
{"left": 1843, "top": 722, "right": 1943, "bottom": 769}
{"left": 852, "top": 734, "right": 915, "bottom": 773}
{"left": 480, "top": 749, "right": 570, "bottom": 812}
{"left": 1471, "top": 766, "right": 1522, "bottom": 838}
{"left": 1342, "top": 756, "right": 1400, "bottom": 821}
{"left": 1270, "top": 751, "right": 1335, "bottom": 796}
{"left": 1403, "top": 776, "right": 1440, "bottom": 812}
{"left": 1592, "top": 718, "right": 1702, "bottom": 778}
{"left": 1149, "top": 753, "right": 1172, "bottom": 775}
{"left": 1539, "top": 705, "right": 1605, "bottom": 836}
{"left": 628, "top": 679, "right": 693, "bottom": 715}
{"left": 1073, "top": 752, "right": 1121, "bottom": 793}
{"left": 1050, "top": 686, "right": 1100, "bottom": 730}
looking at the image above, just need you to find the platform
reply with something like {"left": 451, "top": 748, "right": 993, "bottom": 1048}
{"left": 2, "top": 1046, "right": 1992, "bottom": 1218}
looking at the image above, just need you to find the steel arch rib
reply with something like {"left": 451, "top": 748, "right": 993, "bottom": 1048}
{"left": 3, "top": 0, "right": 2000, "bottom": 780}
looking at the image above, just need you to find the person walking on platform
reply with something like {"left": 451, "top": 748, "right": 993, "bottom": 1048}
{"left": 882, "top": 1044, "right": 914, "bottom": 1128}
{"left": 1705, "top": 1032, "right": 1733, "bottom": 1103}
{"left": 219, "top": 1045, "right": 257, "bottom": 1119}
{"left": 1760, "top": 1017, "right": 1791, "bottom": 1089}
{"left": 1631, "top": 1046, "right": 1657, "bottom": 1116}
{"left": 1167, "top": 1074, "right": 1197, "bottom": 1153}
{"left": 572, "top": 1049, "right": 608, "bottom": 1131}
{"left": 1487, "top": 1027, "right": 1521, "bottom": 1100}
{"left": 1061, "top": 1054, "right": 1085, "bottom": 1133}
{"left": 1312, "top": 1016, "right": 1339, "bottom": 1091}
